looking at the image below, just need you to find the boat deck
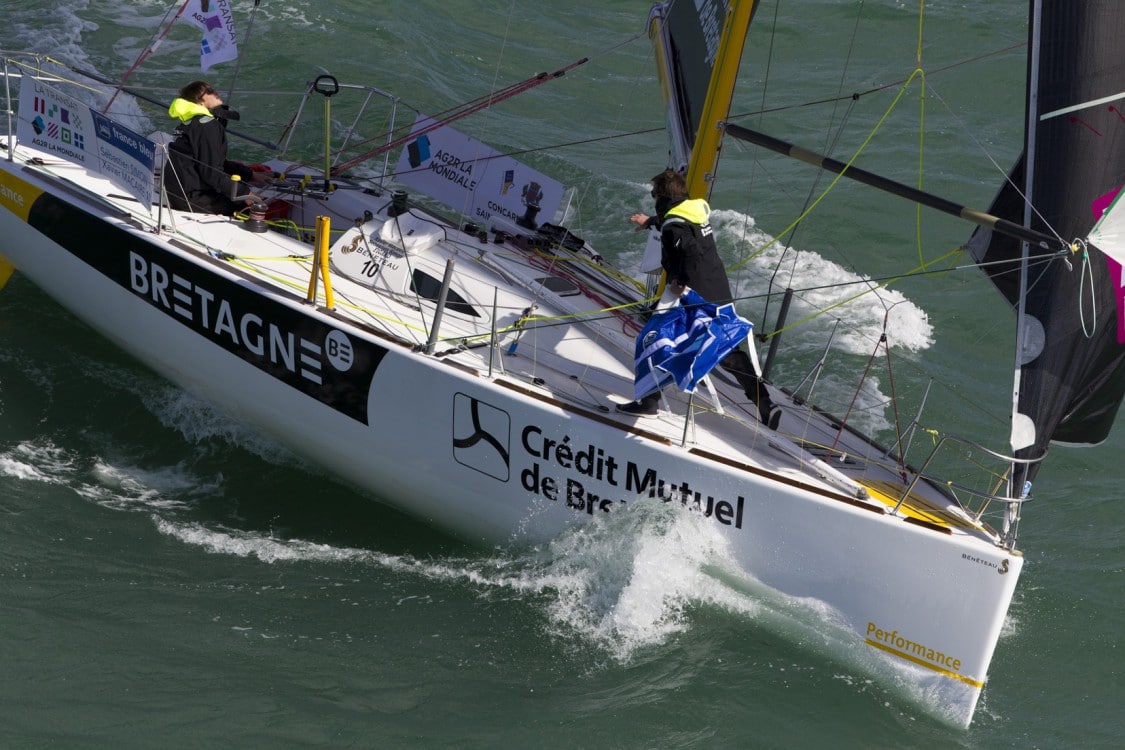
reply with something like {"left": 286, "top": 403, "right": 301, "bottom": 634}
{"left": 7, "top": 147, "right": 999, "bottom": 544}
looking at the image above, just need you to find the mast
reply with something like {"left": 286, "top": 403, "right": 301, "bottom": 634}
{"left": 684, "top": 0, "right": 757, "bottom": 199}
{"left": 1001, "top": 0, "right": 1043, "bottom": 539}
{"left": 646, "top": 0, "right": 757, "bottom": 197}
{"left": 1009, "top": 0, "right": 1043, "bottom": 463}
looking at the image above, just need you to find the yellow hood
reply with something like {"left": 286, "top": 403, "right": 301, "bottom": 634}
{"left": 168, "top": 97, "right": 212, "bottom": 123}
{"left": 665, "top": 198, "right": 711, "bottom": 224}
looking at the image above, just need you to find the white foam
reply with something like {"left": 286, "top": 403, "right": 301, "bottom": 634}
{"left": 154, "top": 518, "right": 370, "bottom": 564}
{"left": 147, "top": 495, "right": 751, "bottom": 661}
{"left": 74, "top": 459, "right": 215, "bottom": 511}
{"left": 0, "top": 440, "right": 77, "bottom": 483}
{"left": 79, "top": 358, "right": 299, "bottom": 466}
{"left": 0, "top": 434, "right": 224, "bottom": 513}
{"left": 711, "top": 208, "right": 934, "bottom": 355}
{"left": 141, "top": 385, "right": 299, "bottom": 466}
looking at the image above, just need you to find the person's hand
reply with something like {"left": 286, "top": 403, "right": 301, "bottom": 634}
{"left": 629, "top": 212, "right": 650, "bottom": 230}
{"left": 250, "top": 170, "right": 273, "bottom": 186}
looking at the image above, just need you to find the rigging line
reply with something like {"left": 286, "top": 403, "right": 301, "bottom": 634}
{"left": 723, "top": 68, "right": 930, "bottom": 278}
{"left": 751, "top": 244, "right": 1057, "bottom": 345}
{"left": 757, "top": 246, "right": 1055, "bottom": 305}
{"left": 913, "top": 0, "right": 931, "bottom": 272}
{"left": 225, "top": 0, "right": 264, "bottom": 104}
{"left": 765, "top": 1, "right": 869, "bottom": 324}
{"left": 102, "top": 0, "right": 190, "bottom": 115}
{"left": 915, "top": 0, "right": 925, "bottom": 68}
{"left": 326, "top": 23, "right": 652, "bottom": 176}
{"left": 724, "top": 118, "right": 1074, "bottom": 253}
{"left": 829, "top": 328, "right": 885, "bottom": 455}
{"left": 317, "top": 79, "right": 545, "bottom": 170}
{"left": 881, "top": 307, "right": 909, "bottom": 480}
{"left": 444, "top": 0, "right": 518, "bottom": 233}
{"left": 575, "top": 11, "right": 661, "bottom": 242}
{"left": 8, "top": 57, "right": 106, "bottom": 100}
{"left": 724, "top": 41, "right": 1026, "bottom": 125}
{"left": 329, "top": 57, "right": 592, "bottom": 175}
{"left": 744, "top": 0, "right": 781, "bottom": 300}
{"left": 747, "top": 0, "right": 789, "bottom": 322}
{"left": 234, "top": 254, "right": 432, "bottom": 338}
{"left": 377, "top": 128, "right": 663, "bottom": 186}
{"left": 329, "top": 27, "right": 647, "bottom": 176}
{"left": 54, "top": 58, "right": 279, "bottom": 150}
{"left": 925, "top": 82, "right": 1067, "bottom": 249}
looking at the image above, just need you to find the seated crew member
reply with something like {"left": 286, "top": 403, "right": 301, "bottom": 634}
{"left": 164, "top": 80, "right": 269, "bottom": 215}
{"left": 618, "top": 169, "right": 781, "bottom": 430}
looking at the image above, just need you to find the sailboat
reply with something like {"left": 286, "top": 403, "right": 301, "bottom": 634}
{"left": 0, "top": 0, "right": 1121, "bottom": 727}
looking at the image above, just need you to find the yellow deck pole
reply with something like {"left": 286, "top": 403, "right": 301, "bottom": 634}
{"left": 319, "top": 216, "right": 335, "bottom": 309}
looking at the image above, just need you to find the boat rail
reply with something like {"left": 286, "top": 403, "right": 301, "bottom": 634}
{"left": 0, "top": 52, "right": 1037, "bottom": 555}
{"left": 901, "top": 431, "right": 1044, "bottom": 548}
{"left": 275, "top": 78, "right": 401, "bottom": 189}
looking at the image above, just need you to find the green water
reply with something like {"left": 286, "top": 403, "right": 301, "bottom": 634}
{"left": 1, "top": 1, "right": 1121, "bottom": 747}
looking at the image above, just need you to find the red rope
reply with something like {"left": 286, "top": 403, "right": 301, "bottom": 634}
{"left": 102, "top": 0, "right": 191, "bottom": 115}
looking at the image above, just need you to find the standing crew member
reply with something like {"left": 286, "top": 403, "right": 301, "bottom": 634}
{"left": 619, "top": 169, "right": 780, "bottom": 429}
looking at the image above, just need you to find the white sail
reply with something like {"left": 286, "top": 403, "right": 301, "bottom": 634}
{"left": 1089, "top": 189, "right": 1125, "bottom": 265}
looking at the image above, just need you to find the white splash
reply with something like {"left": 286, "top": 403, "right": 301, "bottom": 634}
{"left": 0, "top": 440, "right": 76, "bottom": 483}
{"left": 711, "top": 208, "right": 934, "bottom": 356}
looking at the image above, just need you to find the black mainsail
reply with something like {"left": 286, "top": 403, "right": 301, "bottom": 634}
{"left": 967, "top": 0, "right": 1125, "bottom": 482}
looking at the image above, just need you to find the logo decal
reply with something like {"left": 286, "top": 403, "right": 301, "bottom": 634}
{"left": 452, "top": 393, "right": 510, "bottom": 481}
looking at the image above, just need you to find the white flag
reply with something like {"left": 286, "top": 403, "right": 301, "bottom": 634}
{"left": 182, "top": 0, "right": 238, "bottom": 72}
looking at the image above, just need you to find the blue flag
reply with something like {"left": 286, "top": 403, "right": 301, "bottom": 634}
{"left": 633, "top": 289, "right": 753, "bottom": 400}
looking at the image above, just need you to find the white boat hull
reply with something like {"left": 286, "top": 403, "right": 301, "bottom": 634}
{"left": 0, "top": 150, "right": 1020, "bottom": 726}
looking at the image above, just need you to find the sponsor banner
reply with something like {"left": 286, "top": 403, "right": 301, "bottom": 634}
{"left": 18, "top": 79, "right": 155, "bottom": 211}
{"left": 90, "top": 111, "right": 156, "bottom": 210}
{"left": 18, "top": 79, "right": 91, "bottom": 167}
{"left": 394, "top": 114, "right": 563, "bottom": 229}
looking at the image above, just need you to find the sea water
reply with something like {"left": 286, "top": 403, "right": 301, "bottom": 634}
{"left": 1, "top": 1, "right": 1122, "bottom": 747}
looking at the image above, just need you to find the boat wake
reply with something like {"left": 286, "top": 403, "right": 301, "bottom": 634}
{"left": 143, "top": 495, "right": 994, "bottom": 726}
{"left": 516, "top": 500, "right": 755, "bottom": 660}
{"left": 0, "top": 428, "right": 782, "bottom": 655}
{"left": 709, "top": 209, "right": 934, "bottom": 355}
{"left": 150, "top": 496, "right": 758, "bottom": 662}
{"left": 0, "top": 427, "right": 1015, "bottom": 726}
{"left": 0, "top": 437, "right": 218, "bottom": 512}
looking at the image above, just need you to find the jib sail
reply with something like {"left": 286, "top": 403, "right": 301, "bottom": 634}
{"left": 967, "top": 0, "right": 1125, "bottom": 481}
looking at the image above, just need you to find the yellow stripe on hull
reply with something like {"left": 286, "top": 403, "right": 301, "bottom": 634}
{"left": 0, "top": 169, "right": 45, "bottom": 222}
{"left": 857, "top": 478, "right": 984, "bottom": 531}
{"left": 865, "top": 637, "right": 985, "bottom": 689}
{"left": 0, "top": 254, "right": 14, "bottom": 288}
{"left": 0, "top": 169, "right": 45, "bottom": 289}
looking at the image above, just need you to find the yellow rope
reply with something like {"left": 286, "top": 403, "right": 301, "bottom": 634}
{"left": 914, "top": 0, "right": 930, "bottom": 271}
{"left": 763, "top": 245, "right": 963, "bottom": 340}
{"left": 729, "top": 67, "right": 930, "bottom": 277}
